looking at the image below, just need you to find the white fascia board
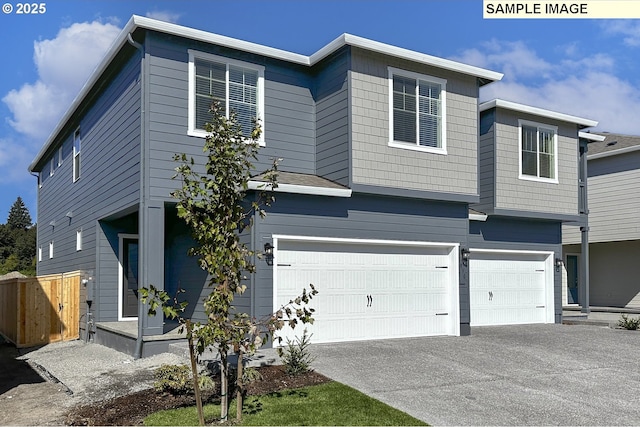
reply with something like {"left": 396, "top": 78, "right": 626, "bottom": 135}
{"left": 470, "top": 248, "right": 554, "bottom": 256}
{"left": 579, "top": 132, "right": 606, "bottom": 142}
{"left": 588, "top": 144, "right": 640, "bottom": 160}
{"left": 469, "top": 213, "right": 488, "bottom": 221}
{"left": 273, "top": 234, "right": 459, "bottom": 249}
{"left": 247, "top": 181, "right": 352, "bottom": 198}
{"left": 310, "top": 33, "right": 503, "bottom": 82}
{"left": 480, "top": 99, "right": 598, "bottom": 128}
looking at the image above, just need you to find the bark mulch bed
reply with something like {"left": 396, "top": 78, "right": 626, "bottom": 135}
{"left": 65, "top": 365, "right": 331, "bottom": 426}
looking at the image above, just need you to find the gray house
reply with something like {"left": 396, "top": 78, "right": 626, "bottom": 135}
{"left": 28, "top": 16, "right": 597, "bottom": 357}
{"left": 563, "top": 132, "right": 640, "bottom": 309}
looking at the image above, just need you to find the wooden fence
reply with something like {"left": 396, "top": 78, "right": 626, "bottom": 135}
{"left": 0, "top": 271, "right": 81, "bottom": 348}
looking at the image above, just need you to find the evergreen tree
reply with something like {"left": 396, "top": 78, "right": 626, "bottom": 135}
{"left": 7, "top": 197, "right": 32, "bottom": 230}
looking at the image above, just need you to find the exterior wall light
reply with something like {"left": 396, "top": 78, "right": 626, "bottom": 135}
{"left": 555, "top": 257, "right": 563, "bottom": 272}
{"left": 264, "top": 242, "right": 274, "bottom": 266}
{"left": 461, "top": 247, "right": 470, "bottom": 266}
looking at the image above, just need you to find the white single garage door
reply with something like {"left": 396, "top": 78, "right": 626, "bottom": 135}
{"left": 469, "top": 250, "right": 554, "bottom": 326}
{"left": 274, "top": 237, "right": 460, "bottom": 344}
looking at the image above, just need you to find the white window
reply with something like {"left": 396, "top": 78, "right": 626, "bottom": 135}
{"left": 38, "top": 246, "right": 42, "bottom": 262}
{"left": 519, "top": 120, "right": 558, "bottom": 183}
{"left": 188, "top": 50, "right": 265, "bottom": 144}
{"left": 73, "top": 128, "right": 81, "bottom": 182}
{"left": 388, "top": 67, "right": 447, "bottom": 154}
{"left": 49, "top": 158, "right": 55, "bottom": 177}
{"left": 76, "top": 229, "right": 82, "bottom": 251}
{"left": 57, "top": 147, "right": 63, "bottom": 167}
{"left": 49, "top": 241, "right": 54, "bottom": 259}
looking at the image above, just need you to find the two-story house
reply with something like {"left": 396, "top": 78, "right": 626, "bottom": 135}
{"left": 28, "top": 16, "right": 597, "bottom": 357}
{"left": 563, "top": 132, "right": 640, "bottom": 309}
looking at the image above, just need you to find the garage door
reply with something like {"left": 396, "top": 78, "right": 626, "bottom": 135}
{"left": 274, "top": 237, "right": 459, "bottom": 344}
{"left": 469, "top": 251, "right": 553, "bottom": 326}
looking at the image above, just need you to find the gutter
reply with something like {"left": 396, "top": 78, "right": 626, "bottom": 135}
{"left": 127, "top": 32, "right": 146, "bottom": 360}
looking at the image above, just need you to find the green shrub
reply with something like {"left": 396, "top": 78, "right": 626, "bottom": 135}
{"left": 618, "top": 314, "right": 640, "bottom": 330}
{"left": 154, "top": 364, "right": 216, "bottom": 395}
{"left": 278, "top": 329, "right": 315, "bottom": 376}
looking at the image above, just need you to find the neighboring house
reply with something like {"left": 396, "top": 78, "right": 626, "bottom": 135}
{"left": 28, "top": 16, "right": 597, "bottom": 357}
{"left": 563, "top": 132, "right": 640, "bottom": 309}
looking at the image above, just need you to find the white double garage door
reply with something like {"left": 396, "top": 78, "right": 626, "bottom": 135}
{"left": 274, "top": 236, "right": 555, "bottom": 345}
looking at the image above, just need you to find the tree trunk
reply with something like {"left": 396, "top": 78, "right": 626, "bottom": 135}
{"left": 220, "top": 350, "right": 229, "bottom": 421}
{"left": 236, "top": 349, "right": 244, "bottom": 421}
{"left": 187, "top": 320, "right": 205, "bottom": 426}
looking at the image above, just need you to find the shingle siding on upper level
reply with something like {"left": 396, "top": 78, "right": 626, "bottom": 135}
{"left": 37, "top": 50, "right": 141, "bottom": 275}
{"left": 349, "top": 48, "right": 479, "bottom": 196}
{"left": 146, "top": 32, "right": 316, "bottom": 201}
{"left": 493, "top": 109, "right": 578, "bottom": 216}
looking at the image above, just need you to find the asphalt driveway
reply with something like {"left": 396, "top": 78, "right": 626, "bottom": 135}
{"left": 311, "top": 324, "right": 640, "bottom": 426}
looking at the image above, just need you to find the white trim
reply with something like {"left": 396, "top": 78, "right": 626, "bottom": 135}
{"left": 388, "top": 67, "right": 447, "bottom": 155}
{"left": 469, "top": 248, "right": 555, "bottom": 324}
{"left": 188, "top": 50, "right": 265, "bottom": 145}
{"left": 29, "top": 16, "right": 502, "bottom": 172}
{"left": 588, "top": 144, "right": 640, "bottom": 160}
{"left": 118, "top": 233, "right": 139, "bottom": 322}
{"left": 49, "top": 241, "right": 54, "bottom": 259}
{"left": 578, "top": 131, "right": 606, "bottom": 142}
{"left": 480, "top": 99, "right": 598, "bottom": 128}
{"left": 272, "top": 234, "right": 461, "bottom": 339}
{"left": 72, "top": 128, "right": 81, "bottom": 183}
{"left": 518, "top": 119, "right": 559, "bottom": 184}
{"left": 38, "top": 246, "right": 42, "bottom": 262}
{"left": 469, "top": 212, "right": 488, "bottom": 221}
{"left": 247, "top": 181, "right": 352, "bottom": 197}
{"left": 76, "top": 229, "right": 83, "bottom": 252}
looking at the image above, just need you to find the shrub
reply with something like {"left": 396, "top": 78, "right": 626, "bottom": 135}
{"left": 618, "top": 314, "right": 640, "bottom": 330}
{"left": 278, "top": 329, "right": 315, "bottom": 376}
{"left": 153, "top": 364, "right": 215, "bottom": 395}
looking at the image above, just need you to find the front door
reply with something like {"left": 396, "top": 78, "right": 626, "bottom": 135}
{"left": 119, "top": 235, "right": 139, "bottom": 319}
{"left": 566, "top": 254, "right": 579, "bottom": 305}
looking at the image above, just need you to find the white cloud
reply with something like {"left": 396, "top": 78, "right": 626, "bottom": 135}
{"left": 601, "top": 20, "right": 640, "bottom": 47}
{"left": 454, "top": 40, "right": 640, "bottom": 134}
{"left": 0, "top": 137, "right": 35, "bottom": 183}
{"left": 2, "top": 20, "right": 121, "bottom": 141}
{"left": 146, "top": 10, "right": 181, "bottom": 23}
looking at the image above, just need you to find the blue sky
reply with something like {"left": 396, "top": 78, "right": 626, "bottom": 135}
{"left": 1, "top": 0, "right": 640, "bottom": 223}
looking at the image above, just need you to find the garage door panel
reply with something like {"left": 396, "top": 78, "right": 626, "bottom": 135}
{"left": 275, "top": 240, "right": 456, "bottom": 344}
{"left": 470, "top": 253, "right": 550, "bottom": 327}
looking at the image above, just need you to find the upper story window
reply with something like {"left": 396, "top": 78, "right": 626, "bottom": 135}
{"left": 57, "top": 147, "right": 63, "bottom": 167}
{"left": 49, "top": 158, "right": 55, "bottom": 177}
{"left": 188, "top": 50, "right": 265, "bottom": 145}
{"left": 388, "top": 67, "right": 447, "bottom": 155}
{"left": 519, "top": 119, "right": 558, "bottom": 183}
{"left": 73, "top": 128, "right": 81, "bottom": 182}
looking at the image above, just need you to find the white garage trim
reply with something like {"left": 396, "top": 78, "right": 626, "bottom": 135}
{"left": 469, "top": 248, "right": 555, "bottom": 325}
{"left": 272, "top": 235, "right": 461, "bottom": 343}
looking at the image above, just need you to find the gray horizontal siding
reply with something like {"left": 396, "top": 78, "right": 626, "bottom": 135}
{"left": 474, "top": 110, "right": 495, "bottom": 213}
{"left": 37, "top": 50, "right": 141, "bottom": 285}
{"left": 145, "top": 32, "right": 316, "bottom": 201}
{"left": 253, "top": 193, "right": 468, "bottom": 325}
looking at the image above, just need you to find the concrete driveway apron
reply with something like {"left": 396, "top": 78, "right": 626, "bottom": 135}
{"left": 311, "top": 324, "right": 640, "bottom": 426}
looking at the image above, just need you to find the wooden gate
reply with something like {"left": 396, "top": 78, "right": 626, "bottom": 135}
{"left": 0, "top": 271, "right": 80, "bottom": 348}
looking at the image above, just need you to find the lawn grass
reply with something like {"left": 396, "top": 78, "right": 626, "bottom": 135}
{"left": 144, "top": 381, "right": 428, "bottom": 426}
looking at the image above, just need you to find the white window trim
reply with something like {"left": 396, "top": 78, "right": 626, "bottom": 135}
{"left": 73, "top": 128, "right": 81, "bottom": 183}
{"left": 76, "top": 229, "right": 82, "bottom": 251}
{"left": 38, "top": 246, "right": 42, "bottom": 262}
{"left": 518, "top": 119, "right": 559, "bottom": 184}
{"left": 49, "top": 241, "right": 54, "bottom": 259}
{"left": 388, "top": 67, "right": 447, "bottom": 155}
{"left": 118, "top": 233, "right": 139, "bottom": 321}
{"left": 187, "top": 50, "right": 265, "bottom": 145}
{"left": 57, "top": 147, "right": 63, "bottom": 167}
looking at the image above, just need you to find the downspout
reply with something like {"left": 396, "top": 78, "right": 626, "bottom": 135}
{"left": 580, "top": 141, "right": 590, "bottom": 314}
{"left": 127, "top": 32, "right": 146, "bottom": 359}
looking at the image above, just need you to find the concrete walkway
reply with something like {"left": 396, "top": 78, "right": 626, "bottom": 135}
{"left": 310, "top": 324, "right": 640, "bottom": 426}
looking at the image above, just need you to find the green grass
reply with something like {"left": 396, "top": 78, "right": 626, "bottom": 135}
{"left": 144, "top": 381, "right": 428, "bottom": 426}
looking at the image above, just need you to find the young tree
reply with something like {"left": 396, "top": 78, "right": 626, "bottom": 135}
{"left": 143, "top": 102, "right": 317, "bottom": 424}
{"left": 7, "top": 197, "right": 32, "bottom": 230}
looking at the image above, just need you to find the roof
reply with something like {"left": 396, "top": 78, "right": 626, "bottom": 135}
{"left": 29, "top": 15, "right": 503, "bottom": 172}
{"left": 248, "top": 171, "right": 352, "bottom": 198}
{"left": 0, "top": 271, "right": 28, "bottom": 280}
{"left": 586, "top": 132, "right": 640, "bottom": 159}
{"left": 479, "top": 99, "right": 598, "bottom": 128}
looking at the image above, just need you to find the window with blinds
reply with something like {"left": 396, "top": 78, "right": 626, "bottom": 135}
{"left": 189, "top": 51, "right": 264, "bottom": 144}
{"left": 519, "top": 120, "right": 557, "bottom": 182}
{"left": 389, "top": 68, "right": 446, "bottom": 153}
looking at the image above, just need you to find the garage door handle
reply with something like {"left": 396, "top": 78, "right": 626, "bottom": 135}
{"left": 536, "top": 305, "right": 545, "bottom": 308}
{"left": 436, "top": 313, "right": 448, "bottom": 316}
{"left": 277, "top": 264, "right": 292, "bottom": 267}
{"left": 367, "top": 295, "right": 372, "bottom": 307}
